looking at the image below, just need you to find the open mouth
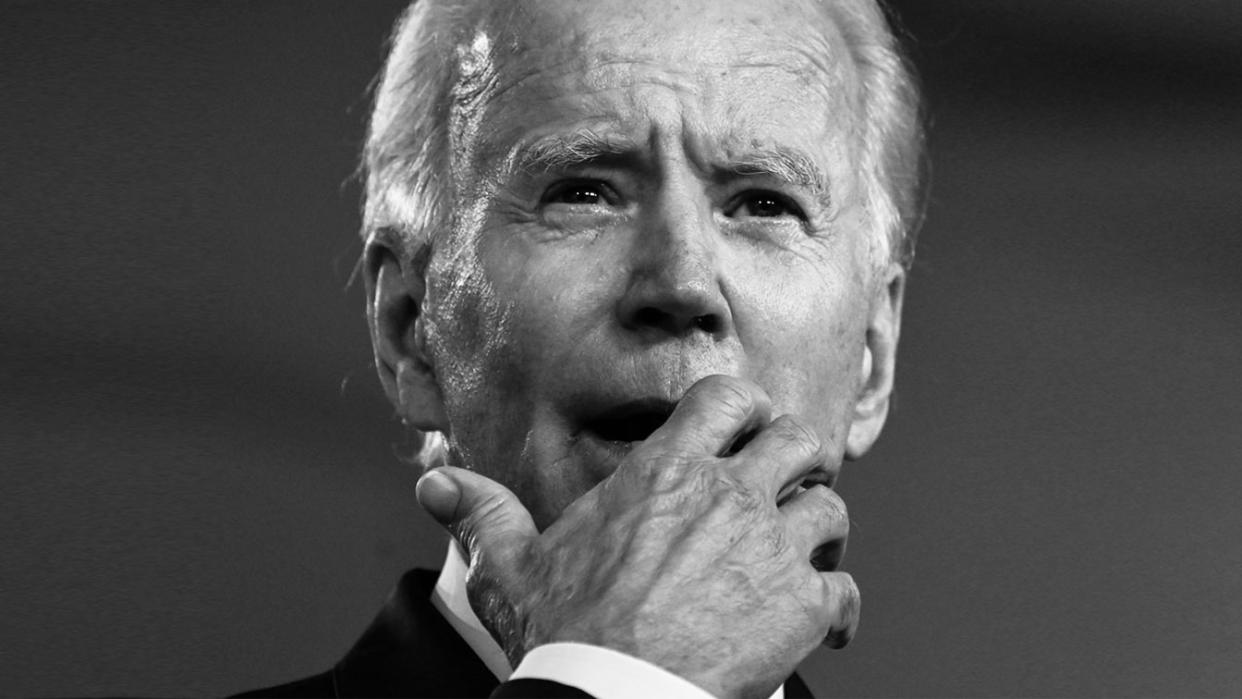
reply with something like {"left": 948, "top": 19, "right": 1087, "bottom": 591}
{"left": 578, "top": 397, "right": 836, "bottom": 501}
{"left": 581, "top": 399, "right": 677, "bottom": 445}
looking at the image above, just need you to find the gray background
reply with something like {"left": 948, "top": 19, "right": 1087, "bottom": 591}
{"left": 3, "top": 1, "right": 1240, "bottom": 696}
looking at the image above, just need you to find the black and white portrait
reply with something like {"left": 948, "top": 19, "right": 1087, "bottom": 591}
{"left": 3, "top": 2, "right": 1240, "bottom": 697}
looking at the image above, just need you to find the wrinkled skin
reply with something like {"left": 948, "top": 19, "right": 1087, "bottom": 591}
{"left": 418, "top": 376, "right": 858, "bottom": 698}
{"left": 367, "top": 0, "right": 905, "bottom": 696}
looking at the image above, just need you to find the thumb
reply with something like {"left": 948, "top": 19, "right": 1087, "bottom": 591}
{"left": 416, "top": 466, "right": 537, "bottom": 573}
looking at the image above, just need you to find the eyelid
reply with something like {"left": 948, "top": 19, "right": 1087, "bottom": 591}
{"left": 724, "top": 189, "right": 809, "bottom": 220}
{"left": 540, "top": 178, "right": 621, "bottom": 206}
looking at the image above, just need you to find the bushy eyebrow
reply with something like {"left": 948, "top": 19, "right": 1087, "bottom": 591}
{"left": 507, "top": 129, "right": 642, "bottom": 176}
{"left": 503, "top": 129, "right": 832, "bottom": 210}
{"left": 718, "top": 146, "right": 832, "bottom": 209}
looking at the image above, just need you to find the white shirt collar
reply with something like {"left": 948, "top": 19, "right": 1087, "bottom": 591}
{"left": 431, "top": 542, "right": 785, "bottom": 699}
{"left": 431, "top": 541, "right": 514, "bottom": 681}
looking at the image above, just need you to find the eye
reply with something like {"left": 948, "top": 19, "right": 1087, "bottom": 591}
{"left": 727, "top": 190, "right": 805, "bottom": 220}
{"left": 542, "top": 180, "right": 612, "bottom": 207}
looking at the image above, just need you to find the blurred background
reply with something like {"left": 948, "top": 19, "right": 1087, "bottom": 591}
{"left": 2, "top": 1, "right": 1239, "bottom": 696}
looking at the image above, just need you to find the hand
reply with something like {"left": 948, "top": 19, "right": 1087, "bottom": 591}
{"left": 416, "top": 375, "right": 858, "bottom": 699}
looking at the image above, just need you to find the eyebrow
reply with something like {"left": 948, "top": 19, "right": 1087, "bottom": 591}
{"left": 717, "top": 146, "right": 832, "bottom": 209}
{"left": 503, "top": 129, "right": 832, "bottom": 210}
{"left": 507, "top": 129, "right": 643, "bottom": 177}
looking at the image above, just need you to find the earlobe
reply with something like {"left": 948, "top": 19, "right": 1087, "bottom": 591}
{"left": 364, "top": 230, "right": 450, "bottom": 432}
{"left": 845, "top": 264, "right": 906, "bottom": 460}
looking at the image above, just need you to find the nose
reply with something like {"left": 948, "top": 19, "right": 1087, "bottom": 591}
{"left": 616, "top": 192, "right": 733, "bottom": 341}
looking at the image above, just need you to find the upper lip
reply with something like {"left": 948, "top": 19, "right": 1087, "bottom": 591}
{"left": 576, "top": 396, "right": 838, "bottom": 494}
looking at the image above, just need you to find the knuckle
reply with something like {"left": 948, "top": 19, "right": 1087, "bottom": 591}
{"left": 772, "top": 415, "right": 823, "bottom": 457}
{"left": 472, "top": 490, "right": 513, "bottom": 525}
{"left": 841, "top": 576, "right": 861, "bottom": 617}
{"left": 691, "top": 466, "right": 765, "bottom": 514}
{"left": 823, "top": 573, "right": 861, "bottom": 649}
{"left": 711, "top": 378, "right": 755, "bottom": 417}
{"left": 454, "top": 491, "right": 512, "bottom": 546}
{"left": 840, "top": 573, "right": 860, "bottom": 609}
{"left": 695, "top": 375, "right": 760, "bottom": 419}
{"left": 723, "top": 480, "right": 764, "bottom": 513}
{"left": 804, "top": 483, "right": 847, "bottom": 521}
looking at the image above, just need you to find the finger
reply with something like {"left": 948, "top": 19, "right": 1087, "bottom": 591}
{"left": 649, "top": 374, "right": 772, "bottom": 456}
{"left": 415, "top": 467, "right": 537, "bottom": 578}
{"left": 781, "top": 484, "right": 849, "bottom": 569}
{"left": 735, "top": 414, "right": 830, "bottom": 500}
{"left": 818, "top": 571, "right": 861, "bottom": 649}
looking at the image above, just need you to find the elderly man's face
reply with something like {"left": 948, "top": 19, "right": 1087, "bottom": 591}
{"left": 385, "top": 0, "right": 902, "bottom": 530}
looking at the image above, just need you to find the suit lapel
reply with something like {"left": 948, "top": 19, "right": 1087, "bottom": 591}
{"left": 331, "top": 569, "right": 500, "bottom": 698}
{"left": 239, "top": 567, "right": 817, "bottom": 698}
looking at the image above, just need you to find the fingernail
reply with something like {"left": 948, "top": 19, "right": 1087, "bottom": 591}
{"left": 416, "top": 470, "right": 460, "bottom": 524}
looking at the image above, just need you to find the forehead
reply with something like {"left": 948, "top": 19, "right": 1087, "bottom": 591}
{"left": 452, "top": 0, "right": 861, "bottom": 175}
{"left": 487, "top": 0, "right": 848, "bottom": 68}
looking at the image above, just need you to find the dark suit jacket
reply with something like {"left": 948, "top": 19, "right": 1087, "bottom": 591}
{"left": 235, "top": 569, "right": 814, "bottom": 698}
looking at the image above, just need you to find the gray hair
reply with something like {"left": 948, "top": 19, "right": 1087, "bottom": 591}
{"left": 360, "top": 0, "right": 926, "bottom": 270}
{"left": 827, "top": 0, "right": 927, "bottom": 269}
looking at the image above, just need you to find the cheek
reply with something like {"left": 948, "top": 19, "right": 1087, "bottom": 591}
{"left": 430, "top": 226, "right": 623, "bottom": 419}
{"left": 425, "top": 244, "right": 507, "bottom": 396}
{"left": 420, "top": 233, "right": 533, "bottom": 473}
{"left": 478, "top": 227, "right": 625, "bottom": 361}
{"left": 735, "top": 248, "right": 869, "bottom": 440}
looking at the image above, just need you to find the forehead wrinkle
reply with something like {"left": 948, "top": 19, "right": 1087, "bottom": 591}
{"left": 458, "top": 1, "right": 858, "bottom": 201}
{"left": 475, "top": 61, "right": 703, "bottom": 181}
{"left": 493, "top": 57, "right": 706, "bottom": 108}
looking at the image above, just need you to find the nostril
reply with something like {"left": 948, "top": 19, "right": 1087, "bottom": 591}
{"left": 628, "top": 307, "right": 724, "bottom": 335}
{"left": 693, "top": 314, "right": 722, "bottom": 334}
{"left": 634, "top": 306, "right": 670, "bottom": 329}
{"left": 630, "top": 306, "right": 723, "bottom": 336}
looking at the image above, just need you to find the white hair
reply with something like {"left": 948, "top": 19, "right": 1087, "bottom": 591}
{"left": 360, "top": 0, "right": 926, "bottom": 465}
{"left": 361, "top": 0, "right": 925, "bottom": 265}
{"left": 825, "top": 0, "right": 927, "bottom": 269}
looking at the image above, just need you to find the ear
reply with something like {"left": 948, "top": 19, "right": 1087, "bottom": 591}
{"left": 363, "top": 228, "right": 449, "bottom": 432}
{"left": 845, "top": 262, "right": 906, "bottom": 460}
